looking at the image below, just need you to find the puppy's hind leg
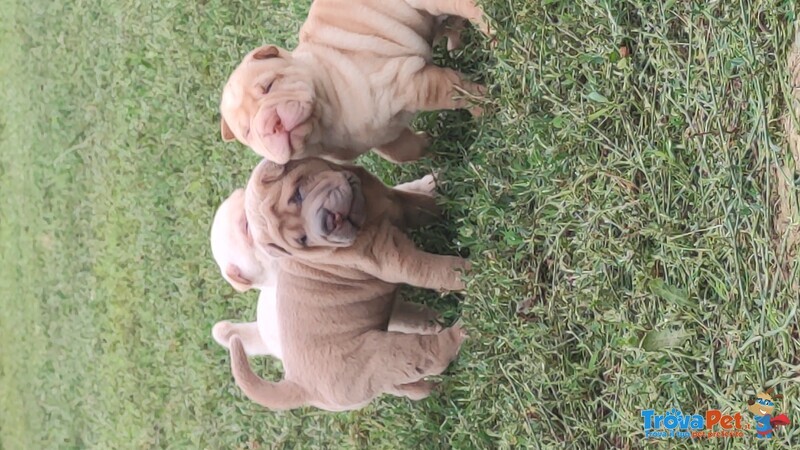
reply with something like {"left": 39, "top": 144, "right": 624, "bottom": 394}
{"left": 374, "top": 128, "right": 431, "bottom": 163}
{"left": 404, "top": 0, "right": 492, "bottom": 36}
{"left": 384, "top": 176, "right": 441, "bottom": 229}
{"left": 388, "top": 379, "right": 439, "bottom": 401}
{"left": 388, "top": 301, "right": 443, "bottom": 335}
{"left": 370, "top": 322, "right": 467, "bottom": 397}
{"left": 393, "top": 173, "right": 437, "bottom": 197}
{"left": 433, "top": 17, "right": 467, "bottom": 52}
{"left": 393, "top": 189, "right": 441, "bottom": 228}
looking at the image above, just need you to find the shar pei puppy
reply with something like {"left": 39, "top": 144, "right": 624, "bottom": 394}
{"left": 219, "top": 0, "right": 492, "bottom": 164}
{"left": 208, "top": 174, "right": 446, "bottom": 359}
{"left": 226, "top": 158, "right": 469, "bottom": 411}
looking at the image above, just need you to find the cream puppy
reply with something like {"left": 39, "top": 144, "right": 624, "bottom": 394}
{"left": 224, "top": 158, "right": 468, "bottom": 411}
{"left": 219, "top": 0, "right": 491, "bottom": 164}
{"left": 210, "top": 174, "right": 443, "bottom": 359}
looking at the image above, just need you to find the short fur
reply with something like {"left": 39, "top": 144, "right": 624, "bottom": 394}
{"left": 219, "top": 0, "right": 491, "bottom": 163}
{"left": 228, "top": 158, "right": 469, "bottom": 411}
{"left": 214, "top": 290, "right": 445, "bottom": 359}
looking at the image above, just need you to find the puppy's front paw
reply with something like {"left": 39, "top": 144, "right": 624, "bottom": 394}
{"left": 398, "top": 172, "right": 438, "bottom": 197}
{"left": 415, "top": 173, "right": 438, "bottom": 197}
{"left": 212, "top": 321, "right": 235, "bottom": 349}
{"left": 456, "top": 82, "right": 487, "bottom": 118}
{"left": 444, "top": 258, "right": 470, "bottom": 292}
{"left": 450, "top": 319, "right": 469, "bottom": 343}
{"left": 439, "top": 321, "right": 468, "bottom": 362}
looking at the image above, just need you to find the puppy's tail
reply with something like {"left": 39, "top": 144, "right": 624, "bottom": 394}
{"left": 229, "top": 335, "right": 308, "bottom": 410}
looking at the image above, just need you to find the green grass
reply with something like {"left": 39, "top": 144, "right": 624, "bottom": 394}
{"left": 2, "top": 0, "right": 800, "bottom": 448}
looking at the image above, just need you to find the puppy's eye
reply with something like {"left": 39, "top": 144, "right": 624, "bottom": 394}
{"left": 297, "top": 235, "right": 307, "bottom": 247}
{"left": 262, "top": 81, "right": 274, "bottom": 95}
{"left": 289, "top": 187, "right": 302, "bottom": 205}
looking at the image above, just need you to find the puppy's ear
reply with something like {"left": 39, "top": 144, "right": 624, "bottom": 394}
{"left": 265, "top": 243, "right": 291, "bottom": 258}
{"left": 224, "top": 264, "right": 253, "bottom": 292}
{"left": 221, "top": 117, "right": 236, "bottom": 142}
{"left": 252, "top": 45, "right": 280, "bottom": 60}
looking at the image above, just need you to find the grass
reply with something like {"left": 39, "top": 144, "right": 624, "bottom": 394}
{"left": 1, "top": 0, "right": 799, "bottom": 448}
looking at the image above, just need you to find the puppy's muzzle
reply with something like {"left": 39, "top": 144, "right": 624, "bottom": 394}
{"left": 323, "top": 210, "right": 345, "bottom": 234}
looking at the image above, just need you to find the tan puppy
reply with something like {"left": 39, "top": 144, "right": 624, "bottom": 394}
{"left": 227, "top": 158, "right": 469, "bottom": 411}
{"left": 219, "top": 0, "right": 491, "bottom": 164}
{"left": 209, "top": 175, "right": 444, "bottom": 359}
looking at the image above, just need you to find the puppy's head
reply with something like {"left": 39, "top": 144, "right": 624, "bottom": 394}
{"left": 210, "top": 188, "right": 278, "bottom": 291}
{"left": 245, "top": 158, "right": 367, "bottom": 258}
{"left": 220, "top": 45, "right": 316, "bottom": 164}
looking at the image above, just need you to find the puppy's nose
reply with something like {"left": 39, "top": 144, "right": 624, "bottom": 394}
{"left": 325, "top": 210, "right": 343, "bottom": 232}
{"left": 272, "top": 118, "right": 285, "bottom": 134}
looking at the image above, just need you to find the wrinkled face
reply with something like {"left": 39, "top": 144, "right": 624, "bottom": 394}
{"left": 220, "top": 45, "right": 316, "bottom": 164}
{"left": 210, "top": 189, "right": 273, "bottom": 291}
{"left": 245, "top": 158, "right": 366, "bottom": 256}
{"left": 748, "top": 393, "right": 776, "bottom": 416}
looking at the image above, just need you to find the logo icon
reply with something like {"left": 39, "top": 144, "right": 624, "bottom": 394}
{"left": 640, "top": 408, "right": 748, "bottom": 439}
{"left": 746, "top": 388, "right": 791, "bottom": 439}
{"left": 640, "top": 387, "right": 793, "bottom": 440}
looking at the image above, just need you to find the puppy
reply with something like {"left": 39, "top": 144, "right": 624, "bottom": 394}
{"left": 219, "top": 0, "right": 491, "bottom": 163}
{"left": 209, "top": 175, "right": 444, "bottom": 358}
{"left": 226, "top": 158, "right": 469, "bottom": 411}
